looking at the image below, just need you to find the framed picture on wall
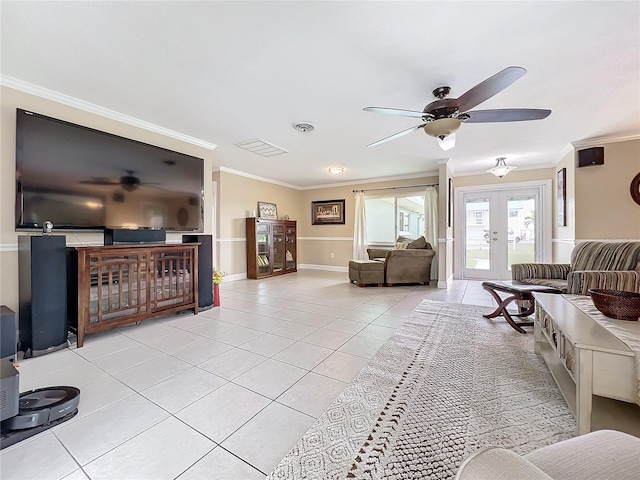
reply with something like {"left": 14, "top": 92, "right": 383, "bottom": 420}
{"left": 311, "top": 199, "right": 345, "bottom": 225}
{"left": 258, "top": 201, "right": 278, "bottom": 219}
{"left": 557, "top": 168, "right": 566, "bottom": 227}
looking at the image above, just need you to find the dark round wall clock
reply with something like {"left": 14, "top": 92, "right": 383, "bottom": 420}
{"left": 631, "top": 173, "right": 640, "bottom": 206}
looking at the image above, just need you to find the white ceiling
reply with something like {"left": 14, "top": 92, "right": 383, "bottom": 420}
{"left": 2, "top": 1, "right": 639, "bottom": 188}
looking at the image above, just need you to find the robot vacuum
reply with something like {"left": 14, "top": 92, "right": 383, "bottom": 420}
{"left": 4, "top": 386, "right": 80, "bottom": 430}
{"left": 1, "top": 359, "right": 80, "bottom": 449}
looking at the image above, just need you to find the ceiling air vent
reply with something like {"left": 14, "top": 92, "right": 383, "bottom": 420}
{"left": 292, "top": 122, "right": 315, "bottom": 132}
{"left": 234, "top": 139, "right": 288, "bottom": 157}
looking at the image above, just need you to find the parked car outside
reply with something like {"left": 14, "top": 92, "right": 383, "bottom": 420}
{"left": 483, "top": 229, "right": 521, "bottom": 243}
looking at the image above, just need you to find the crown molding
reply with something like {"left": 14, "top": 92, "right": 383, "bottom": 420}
{"left": 1, "top": 75, "right": 217, "bottom": 151}
{"left": 298, "top": 170, "right": 440, "bottom": 191}
{"left": 572, "top": 133, "right": 640, "bottom": 149}
{"left": 215, "top": 166, "right": 440, "bottom": 191}
{"left": 216, "top": 166, "right": 301, "bottom": 190}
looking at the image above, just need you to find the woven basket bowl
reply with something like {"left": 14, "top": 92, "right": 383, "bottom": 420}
{"left": 588, "top": 289, "right": 640, "bottom": 321}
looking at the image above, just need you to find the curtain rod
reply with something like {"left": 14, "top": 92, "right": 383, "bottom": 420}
{"left": 353, "top": 183, "right": 438, "bottom": 193}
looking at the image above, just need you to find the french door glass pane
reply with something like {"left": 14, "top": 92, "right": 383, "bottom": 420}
{"left": 465, "top": 197, "right": 490, "bottom": 270}
{"left": 506, "top": 195, "right": 536, "bottom": 269}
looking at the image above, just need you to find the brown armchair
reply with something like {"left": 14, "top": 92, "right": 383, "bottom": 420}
{"left": 367, "top": 236, "right": 436, "bottom": 286}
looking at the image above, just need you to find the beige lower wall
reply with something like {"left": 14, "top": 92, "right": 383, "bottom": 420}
{"left": 219, "top": 239, "right": 248, "bottom": 277}
{"left": 298, "top": 239, "right": 352, "bottom": 269}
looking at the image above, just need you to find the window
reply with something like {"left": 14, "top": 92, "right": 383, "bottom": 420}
{"left": 399, "top": 212, "right": 410, "bottom": 233}
{"left": 365, "top": 194, "right": 425, "bottom": 243}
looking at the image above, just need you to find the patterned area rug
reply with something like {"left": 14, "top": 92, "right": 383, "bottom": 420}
{"left": 268, "top": 300, "right": 575, "bottom": 480}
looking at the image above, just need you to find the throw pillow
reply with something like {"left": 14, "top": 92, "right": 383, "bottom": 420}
{"left": 395, "top": 240, "right": 408, "bottom": 250}
{"left": 407, "top": 236, "right": 428, "bottom": 249}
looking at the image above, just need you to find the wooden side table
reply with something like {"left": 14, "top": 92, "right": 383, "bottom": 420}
{"left": 481, "top": 281, "right": 560, "bottom": 333}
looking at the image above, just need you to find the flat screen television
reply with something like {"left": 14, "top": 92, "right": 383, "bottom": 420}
{"left": 15, "top": 109, "right": 204, "bottom": 231}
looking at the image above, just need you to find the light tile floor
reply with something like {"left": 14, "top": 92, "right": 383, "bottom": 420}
{"left": 1, "top": 271, "right": 499, "bottom": 480}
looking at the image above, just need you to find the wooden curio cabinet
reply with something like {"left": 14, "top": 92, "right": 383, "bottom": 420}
{"left": 246, "top": 218, "right": 297, "bottom": 279}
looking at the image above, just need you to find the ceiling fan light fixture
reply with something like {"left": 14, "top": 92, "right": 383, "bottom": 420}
{"left": 437, "top": 133, "right": 456, "bottom": 151}
{"left": 487, "top": 157, "right": 517, "bottom": 179}
{"left": 423, "top": 117, "right": 461, "bottom": 138}
{"left": 328, "top": 167, "right": 344, "bottom": 174}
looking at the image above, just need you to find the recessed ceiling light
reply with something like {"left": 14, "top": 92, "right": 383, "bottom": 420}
{"left": 292, "top": 122, "right": 315, "bottom": 132}
{"left": 328, "top": 167, "right": 344, "bottom": 174}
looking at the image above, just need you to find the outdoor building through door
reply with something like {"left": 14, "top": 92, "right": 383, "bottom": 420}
{"left": 462, "top": 188, "right": 539, "bottom": 280}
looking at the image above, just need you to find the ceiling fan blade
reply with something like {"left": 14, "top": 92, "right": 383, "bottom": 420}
{"left": 363, "top": 107, "right": 430, "bottom": 119}
{"left": 456, "top": 66, "right": 527, "bottom": 113}
{"left": 464, "top": 108, "right": 552, "bottom": 123}
{"left": 366, "top": 124, "right": 425, "bottom": 148}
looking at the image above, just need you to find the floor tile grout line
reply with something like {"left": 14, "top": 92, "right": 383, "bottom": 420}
{"left": 9, "top": 274, "right": 485, "bottom": 479}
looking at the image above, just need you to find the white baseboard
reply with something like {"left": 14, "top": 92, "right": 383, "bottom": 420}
{"left": 224, "top": 272, "right": 247, "bottom": 282}
{"left": 437, "top": 274, "right": 453, "bottom": 289}
{"left": 298, "top": 264, "right": 349, "bottom": 273}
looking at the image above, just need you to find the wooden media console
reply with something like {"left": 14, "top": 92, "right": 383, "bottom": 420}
{"left": 70, "top": 243, "right": 199, "bottom": 347}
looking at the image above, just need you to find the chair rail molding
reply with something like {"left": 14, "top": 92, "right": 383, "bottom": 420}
{"left": 299, "top": 237, "right": 353, "bottom": 241}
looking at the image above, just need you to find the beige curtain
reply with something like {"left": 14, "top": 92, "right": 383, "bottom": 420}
{"left": 424, "top": 186, "right": 438, "bottom": 280}
{"left": 353, "top": 191, "right": 368, "bottom": 259}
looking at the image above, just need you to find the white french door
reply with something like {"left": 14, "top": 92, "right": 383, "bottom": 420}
{"left": 457, "top": 182, "right": 551, "bottom": 280}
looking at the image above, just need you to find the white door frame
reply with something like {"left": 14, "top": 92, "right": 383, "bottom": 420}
{"left": 454, "top": 180, "right": 552, "bottom": 279}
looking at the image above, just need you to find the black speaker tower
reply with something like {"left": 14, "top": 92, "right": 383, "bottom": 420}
{"left": 18, "top": 235, "right": 68, "bottom": 357}
{"left": 183, "top": 235, "right": 213, "bottom": 309}
{"left": 0, "top": 306, "right": 17, "bottom": 361}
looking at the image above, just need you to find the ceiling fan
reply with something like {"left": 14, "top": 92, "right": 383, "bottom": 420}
{"left": 363, "top": 66, "right": 551, "bottom": 151}
{"left": 80, "top": 170, "right": 158, "bottom": 192}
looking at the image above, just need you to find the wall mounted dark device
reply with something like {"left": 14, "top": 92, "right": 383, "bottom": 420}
{"left": 104, "top": 228, "right": 166, "bottom": 245}
{"left": 577, "top": 147, "right": 604, "bottom": 167}
{"left": 15, "top": 108, "right": 204, "bottom": 231}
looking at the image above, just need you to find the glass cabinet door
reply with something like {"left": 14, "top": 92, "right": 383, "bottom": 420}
{"left": 271, "top": 224, "right": 285, "bottom": 273}
{"left": 256, "top": 223, "right": 271, "bottom": 275}
{"left": 285, "top": 224, "right": 296, "bottom": 270}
